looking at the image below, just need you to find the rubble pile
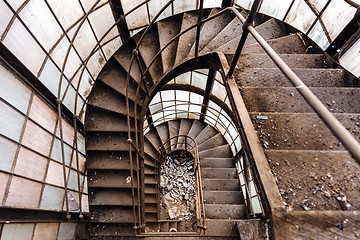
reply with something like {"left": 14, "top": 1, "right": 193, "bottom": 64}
{"left": 159, "top": 151, "right": 196, "bottom": 220}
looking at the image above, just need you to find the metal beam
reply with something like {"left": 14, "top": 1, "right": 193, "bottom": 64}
{"left": 109, "top": 0, "right": 131, "bottom": 42}
{"left": 200, "top": 69, "right": 216, "bottom": 121}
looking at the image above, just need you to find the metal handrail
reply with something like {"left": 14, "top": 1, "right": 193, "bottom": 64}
{"left": 157, "top": 134, "right": 206, "bottom": 232}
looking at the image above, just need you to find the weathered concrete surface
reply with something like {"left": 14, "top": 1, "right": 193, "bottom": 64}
{"left": 273, "top": 210, "right": 360, "bottom": 240}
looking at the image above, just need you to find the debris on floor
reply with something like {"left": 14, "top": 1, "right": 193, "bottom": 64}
{"left": 159, "top": 150, "right": 196, "bottom": 220}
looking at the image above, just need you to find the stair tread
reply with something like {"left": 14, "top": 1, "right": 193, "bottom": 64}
{"left": 204, "top": 190, "right": 244, "bottom": 205}
{"left": 194, "top": 124, "right": 219, "bottom": 145}
{"left": 205, "top": 204, "right": 246, "bottom": 219}
{"left": 204, "top": 219, "right": 243, "bottom": 236}
{"left": 86, "top": 132, "right": 135, "bottom": 151}
{"left": 168, "top": 120, "right": 180, "bottom": 151}
{"left": 241, "top": 86, "right": 360, "bottom": 113}
{"left": 198, "top": 133, "right": 227, "bottom": 152}
{"left": 90, "top": 223, "right": 136, "bottom": 237}
{"left": 187, "top": 120, "right": 207, "bottom": 141}
{"left": 113, "top": 44, "right": 142, "bottom": 83}
{"left": 90, "top": 205, "right": 136, "bottom": 223}
{"left": 201, "top": 157, "right": 235, "bottom": 168}
{"left": 228, "top": 53, "right": 326, "bottom": 69}
{"left": 249, "top": 112, "right": 360, "bottom": 151}
{"left": 89, "top": 188, "right": 138, "bottom": 206}
{"left": 157, "top": 16, "right": 181, "bottom": 73}
{"left": 86, "top": 151, "right": 135, "bottom": 170}
{"left": 177, "top": 118, "right": 195, "bottom": 148}
{"left": 202, "top": 179, "right": 240, "bottom": 191}
{"left": 199, "top": 144, "right": 233, "bottom": 158}
{"left": 88, "top": 170, "right": 137, "bottom": 188}
{"left": 175, "top": 12, "right": 199, "bottom": 64}
{"left": 202, "top": 168, "right": 237, "bottom": 179}
{"left": 201, "top": 17, "right": 243, "bottom": 53}
{"left": 236, "top": 68, "right": 347, "bottom": 88}
{"left": 264, "top": 149, "right": 360, "bottom": 210}
{"left": 134, "top": 26, "right": 163, "bottom": 82}
{"left": 156, "top": 122, "right": 170, "bottom": 151}
{"left": 85, "top": 106, "right": 136, "bottom": 132}
{"left": 187, "top": 8, "right": 235, "bottom": 58}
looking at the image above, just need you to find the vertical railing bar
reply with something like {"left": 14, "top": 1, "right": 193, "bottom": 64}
{"left": 195, "top": 0, "right": 205, "bottom": 58}
{"left": 227, "top": 0, "right": 263, "bottom": 76}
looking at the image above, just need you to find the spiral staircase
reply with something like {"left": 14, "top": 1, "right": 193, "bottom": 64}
{"left": 84, "top": 6, "right": 360, "bottom": 240}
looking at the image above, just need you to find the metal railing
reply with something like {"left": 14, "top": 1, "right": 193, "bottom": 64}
{"left": 157, "top": 134, "right": 206, "bottom": 233}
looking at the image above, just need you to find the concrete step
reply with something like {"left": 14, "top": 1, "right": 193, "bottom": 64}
{"left": 209, "top": 18, "right": 288, "bottom": 54}
{"left": 264, "top": 149, "right": 360, "bottom": 210}
{"left": 89, "top": 188, "right": 138, "bottom": 206}
{"left": 227, "top": 53, "right": 326, "bottom": 70}
{"left": 198, "top": 133, "right": 228, "bottom": 152}
{"left": 204, "top": 219, "right": 242, "bottom": 237}
{"left": 87, "top": 82, "right": 140, "bottom": 118}
{"left": 144, "top": 137, "right": 159, "bottom": 160}
{"left": 205, "top": 204, "right": 246, "bottom": 219}
{"left": 157, "top": 15, "right": 181, "bottom": 73}
{"left": 89, "top": 223, "right": 136, "bottom": 237}
{"left": 250, "top": 112, "right": 360, "bottom": 151}
{"left": 188, "top": 119, "right": 207, "bottom": 141}
{"left": 175, "top": 12, "right": 199, "bottom": 64}
{"left": 85, "top": 106, "right": 136, "bottom": 132}
{"left": 202, "top": 179, "right": 240, "bottom": 191}
{"left": 86, "top": 132, "right": 135, "bottom": 151}
{"left": 201, "top": 16, "right": 243, "bottom": 54}
{"left": 113, "top": 44, "right": 143, "bottom": 83}
{"left": 145, "top": 129, "right": 163, "bottom": 152}
{"left": 177, "top": 118, "right": 194, "bottom": 148}
{"left": 168, "top": 119, "right": 180, "bottom": 151}
{"left": 194, "top": 124, "right": 219, "bottom": 145}
{"left": 134, "top": 25, "right": 163, "bottom": 82}
{"left": 241, "top": 87, "right": 360, "bottom": 113}
{"left": 201, "top": 157, "right": 235, "bottom": 168}
{"left": 86, "top": 151, "right": 136, "bottom": 170}
{"left": 236, "top": 68, "right": 347, "bottom": 88}
{"left": 199, "top": 144, "right": 233, "bottom": 158}
{"left": 156, "top": 122, "right": 170, "bottom": 151}
{"left": 90, "top": 205, "right": 135, "bottom": 223}
{"left": 98, "top": 59, "right": 145, "bottom": 102}
{"left": 187, "top": 8, "right": 235, "bottom": 58}
{"left": 202, "top": 168, "right": 237, "bottom": 179}
{"left": 88, "top": 169, "right": 137, "bottom": 188}
{"left": 204, "top": 190, "right": 243, "bottom": 205}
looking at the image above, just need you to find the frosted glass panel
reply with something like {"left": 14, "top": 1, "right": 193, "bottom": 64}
{"left": 176, "top": 72, "right": 191, "bottom": 84}
{"left": 89, "top": 5, "right": 120, "bottom": 44}
{"left": 0, "top": 101, "right": 25, "bottom": 142}
{"left": 19, "top": 0, "right": 63, "bottom": 51}
{"left": 285, "top": 0, "right": 316, "bottom": 33}
{"left": 212, "top": 80, "right": 226, "bottom": 101}
{"left": 191, "top": 71, "right": 207, "bottom": 89}
{"left": 86, "top": 49, "right": 106, "bottom": 79}
{"left": 234, "top": 0, "right": 254, "bottom": 9}
{"left": 176, "top": 90, "right": 189, "bottom": 102}
{"left": 122, "top": 0, "right": 149, "bottom": 30}
{"left": 55, "top": 119, "right": 75, "bottom": 146}
{"left": 3, "top": 19, "right": 46, "bottom": 75}
{"left": 47, "top": 0, "right": 83, "bottom": 30}
{"left": 0, "top": 1, "right": 13, "bottom": 38}
{"left": 320, "top": 0, "right": 356, "bottom": 41}
{"left": 174, "top": 0, "right": 197, "bottom": 14}
{"left": 0, "top": 64, "right": 32, "bottom": 114}
{"left": 148, "top": 0, "right": 172, "bottom": 21}
{"left": 81, "top": 0, "right": 109, "bottom": 12}
{"left": 22, "top": 120, "right": 53, "bottom": 156}
{"left": 29, "top": 95, "right": 57, "bottom": 132}
{"left": 308, "top": 0, "right": 329, "bottom": 12}
{"left": 102, "top": 36, "right": 122, "bottom": 59}
{"left": 51, "top": 138, "right": 73, "bottom": 165}
{"left": 259, "top": 0, "right": 293, "bottom": 20}
{"left": 307, "top": 20, "right": 330, "bottom": 50}
{"left": 50, "top": 37, "right": 82, "bottom": 80}
{"left": 6, "top": 176, "right": 42, "bottom": 208}
{"left": 46, "top": 162, "right": 68, "bottom": 187}
{"left": 1, "top": 223, "right": 34, "bottom": 240}
{"left": 0, "top": 172, "right": 9, "bottom": 202}
{"left": 0, "top": 136, "right": 17, "bottom": 172}
{"left": 71, "top": 21, "right": 98, "bottom": 61}
{"left": 58, "top": 223, "right": 76, "bottom": 240}
{"left": 203, "top": 0, "right": 222, "bottom": 8}
{"left": 14, "top": 147, "right": 47, "bottom": 182}
{"left": 340, "top": 38, "right": 360, "bottom": 77}
{"left": 39, "top": 58, "right": 66, "bottom": 96}
{"left": 40, "top": 185, "right": 65, "bottom": 210}
{"left": 33, "top": 223, "right": 59, "bottom": 240}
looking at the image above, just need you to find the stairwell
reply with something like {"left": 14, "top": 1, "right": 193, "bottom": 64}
{"left": 84, "top": 6, "right": 360, "bottom": 240}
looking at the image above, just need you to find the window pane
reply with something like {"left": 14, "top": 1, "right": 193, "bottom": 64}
{"left": 47, "top": 0, "right": 83, "bottom": 30}
{"left": 40, "top": 185, "right": 65, "bottom": 210}
{"left": 22, "top": 120, "right": 53, "bottom": 156}
{"left": 0, "top": 1, "right": 14, "bottom": 41}
{"left": 1, "top": 223, "right": 34, "bottom": 240}
{"left": 14, "top": 147, "right": 47, "bottom": 182}
{"left": 6, "top": 176, "right": 42, "bottom": 208}
{"left": 191, "top": 71, "right": 207, "bottom": 89}
{"left": 0, "top": 136, "right": 17, "bottom": 172}
{"left": 33, "top": 223, "right": 59, "bottom": 240}
{"left": 148, "top": 0, "right": 172, "bottom": 21}
{"left": 0, "top": 101, "right": 25, "bottom": 142}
